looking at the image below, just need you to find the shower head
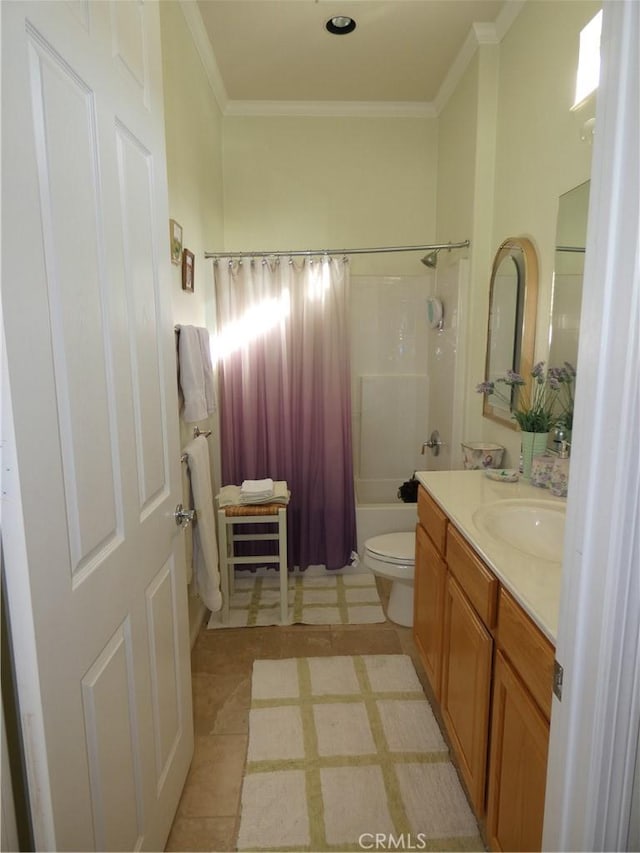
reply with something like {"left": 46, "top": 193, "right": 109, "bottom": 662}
{"left": 421, "top": 249, "right": 439, "bottom": 268}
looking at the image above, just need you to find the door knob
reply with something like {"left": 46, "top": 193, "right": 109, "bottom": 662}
{"left": 173, "top": 504, "right": 196, "bottom": 528}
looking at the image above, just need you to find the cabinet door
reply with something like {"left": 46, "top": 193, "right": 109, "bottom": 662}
{"left": 486, "top": 651, "right": 550, "bottom": 852}
{"left": 441, "top": 574, "right": 493, "bottom": 816}
{"left": 413, "top": 524, "right": 446, "bottom": 700}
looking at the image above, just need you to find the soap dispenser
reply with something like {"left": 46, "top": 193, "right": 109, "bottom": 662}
{"left": 550, "top": 441, "right": 570, "bottom": 497}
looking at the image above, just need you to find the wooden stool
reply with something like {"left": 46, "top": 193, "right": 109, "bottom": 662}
{"left": 217, "top": 503, "right": 288, "bottom": 624}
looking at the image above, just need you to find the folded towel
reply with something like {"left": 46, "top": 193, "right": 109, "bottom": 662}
{"left": 218, "top": 481, "right": 290, "bottom": 508}
{"left": 240, "top": 477, "right": 273, "bottom": 495}
{"left": 178, "top": 325, "right": 216, "bottom": 423}
{"left": 240, "top": 477, "right": 273, "bottom": 503}
{"left": 185, "top": 436, "right": 222, "bottom": 612}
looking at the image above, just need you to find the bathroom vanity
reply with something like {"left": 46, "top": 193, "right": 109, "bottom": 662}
{"left": 414, "top": 470, "right": 564, "bottom": 852}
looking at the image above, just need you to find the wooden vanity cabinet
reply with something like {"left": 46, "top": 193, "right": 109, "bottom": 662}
{"left": 440, "top": 525, "right": 498, "bottom": 817}
{"left": 486, "top": 589, "right": 555, "bottom": 852}
{"left": 486, "top": 651, "right": 549, "bottom": 851}
{"left": 414, "top": 523, "right": 447, "bottom": 700}
{"left": 413, "top": 483, "right": 556, "bottom": 851}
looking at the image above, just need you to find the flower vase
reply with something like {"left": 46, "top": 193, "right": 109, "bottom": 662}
{"left": 520, "top": 431, "right": 549, "bottom": 479}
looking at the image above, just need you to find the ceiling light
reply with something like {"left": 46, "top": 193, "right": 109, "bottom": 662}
{"left": 325, "top": 16, "right": 356, "bottom": 35}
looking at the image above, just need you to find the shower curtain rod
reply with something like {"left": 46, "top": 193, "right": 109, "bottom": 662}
{"left": 204, "top": 240, "right": 470, "bottom": 260}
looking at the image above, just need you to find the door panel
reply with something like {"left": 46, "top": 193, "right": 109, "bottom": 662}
{"left": 27, "top": 26, "right": 122, "bottom": 578}
{"left": 112, "top": 1, "right": 147, "bottom": 98}
{"left": 146, "top": 559, "right": 183, "bottom": 793}
{"left": 115, "top": 123, "right": 168, "bottom": 515}
{"left": 441, "top": 574, "right": 493, "bottom": 815}
{"left": 82, "top": 621, "right": 144, "bottom": 853}
{"left": 413, "top": 523, "right": 446, "bottom": 700}
{"left": 1, "top": 2, "right": 193, "bottom": 849}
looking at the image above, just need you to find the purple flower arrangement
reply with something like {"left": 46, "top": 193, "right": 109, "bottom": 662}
{"left": 477, "top": 362, "right": 576, "bottom": 433}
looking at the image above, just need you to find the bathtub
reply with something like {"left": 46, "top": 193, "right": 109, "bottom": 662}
{"left": 355, "top": 479, "right": 418, "bottom": 555}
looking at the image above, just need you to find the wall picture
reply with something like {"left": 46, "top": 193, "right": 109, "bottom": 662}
{"left": 170, "top": 219, "right": 183, "bottom": 265}
{"left": 182, "top": 248, "right": 195, "bottom": 292}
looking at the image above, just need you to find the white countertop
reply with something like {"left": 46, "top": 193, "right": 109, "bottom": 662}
{"left": 416, "top": 470, "right": 565, "bottom": 644}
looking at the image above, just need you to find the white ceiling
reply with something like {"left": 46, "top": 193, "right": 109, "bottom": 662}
{"left": 196, "top": 0, "right": 510, "bottom": 112}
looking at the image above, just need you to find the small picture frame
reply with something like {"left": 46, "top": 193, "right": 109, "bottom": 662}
{"left": 170, "top": 219, "right": 183, "bottom": 265}
{"left": 182, "top": 248, "right": 195, "bottom": 292}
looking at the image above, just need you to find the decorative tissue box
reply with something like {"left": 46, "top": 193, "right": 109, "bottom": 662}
{"left": 530, "top": 453, "right": 555, "bottom": 488}
{"left": 461, "top": 442, "right": 505, "bottom": 470}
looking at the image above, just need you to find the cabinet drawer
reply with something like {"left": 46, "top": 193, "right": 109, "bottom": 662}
{"left": 418, "top": 485, "right": 448, "bottom": 554}
{"left": 497, "top": 588, "right": 555, "bottom": 720}
{"left": 446, "top": 525, "right": 498, "bottom": 629}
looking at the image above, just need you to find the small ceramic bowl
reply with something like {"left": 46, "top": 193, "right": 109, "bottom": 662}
{"left": 461, "top": 442, "right": 505, "bottom": 470}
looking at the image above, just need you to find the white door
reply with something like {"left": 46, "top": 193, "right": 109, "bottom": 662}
{"left": 1, "top": 2, "right": 193, "bottom": 850}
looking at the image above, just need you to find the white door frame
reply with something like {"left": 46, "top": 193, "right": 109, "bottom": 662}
{"left": 543, "top": 1, "right": 640, "bottom": 849}
{"left": 1, "top": 335, "right": 56, "bottom": 845}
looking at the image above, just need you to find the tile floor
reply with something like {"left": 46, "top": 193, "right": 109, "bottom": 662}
{"left": 165, "top": 579, "right": 440, "bottom": 852}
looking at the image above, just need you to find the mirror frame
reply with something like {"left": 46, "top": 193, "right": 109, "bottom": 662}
{"left": 483, "top": 236, "right": 539, "bottom": 430}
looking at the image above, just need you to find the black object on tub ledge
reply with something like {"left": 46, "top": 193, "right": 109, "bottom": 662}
{"left": 398, "top": 474, "right": 419, "bottom": 503}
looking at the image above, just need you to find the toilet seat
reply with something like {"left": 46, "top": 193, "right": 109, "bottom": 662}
{"left": 365, "top": 532, "right": 415, "bottom": 565}
{"left": 362, "top": 531, "right": 416, "bottom": 627}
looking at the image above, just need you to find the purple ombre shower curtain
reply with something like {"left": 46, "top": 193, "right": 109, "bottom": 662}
{"left": 213, "top": 255, "right": 356, "bottom": 570}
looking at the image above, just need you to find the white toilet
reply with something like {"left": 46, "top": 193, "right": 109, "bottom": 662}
{"left": 363, "top": 532, "right": 416, "bottom": 627}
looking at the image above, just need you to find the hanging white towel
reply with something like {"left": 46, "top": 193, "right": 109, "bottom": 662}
{"left": 178, "top": 325, "right": 216, "bottom": 423}
{"left": 198, "top": 326, "right": 217, "bottom": 414}
{"left": 185, "top": 435, "right": 222, "bottom": 612}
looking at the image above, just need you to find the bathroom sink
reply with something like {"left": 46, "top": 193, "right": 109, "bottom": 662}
{"left": 472, "top": 499, "right": 566, "bottom": 562}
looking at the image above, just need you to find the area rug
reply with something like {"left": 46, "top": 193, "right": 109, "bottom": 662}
{"left": 236, "top": 654, "right": 484, "bottom": 852}
{"left": 207, "top": 573, "right": 385, "bottom": 629}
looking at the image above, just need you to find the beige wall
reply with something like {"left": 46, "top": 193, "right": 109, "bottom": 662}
{"left": 160, "top": 0, "right": 599, "bottom": 476}
{"left": 438, "top": 0, "right": 598, "bottom": 467}
{"left": 160, "top": 1, "right": 225, "bottom": 642}
{"left": 435, "top": 46, "right": 500, "bottom": 467}
{"left": 160, "top": 1, "right": 224, "bottom": 328}
{"left": 223, "top": 116, "right": 438, "bottom": 276}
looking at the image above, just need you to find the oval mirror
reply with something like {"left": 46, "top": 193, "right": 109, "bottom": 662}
{"left": 483, "top": 237, "right": 538, "bottom": 428}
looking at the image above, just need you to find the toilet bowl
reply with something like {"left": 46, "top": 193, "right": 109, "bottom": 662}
{"left": 363, "top": 532, "right": 416, "bottom": 627}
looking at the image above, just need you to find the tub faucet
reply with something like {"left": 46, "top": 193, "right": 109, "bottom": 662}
{"left": 422, "top": 430, "right": 442, "bottom": 457}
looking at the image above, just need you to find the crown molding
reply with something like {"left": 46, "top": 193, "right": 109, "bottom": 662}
{"left": 495, "top": 0, "right": 526, "bottom": 42}
{"left": 433, "top": 25, "right": 486, "bottom": 115}
{"left": 178, "top": 0, "right": 228, "bottom": 113}
{"left": 433, "top": 0, "right": 525, "bottom": 116}
{"left": 177, "top": 0, "right": 524, "bottom": 121}
{"left": 223, "top": 99, "right": 437, "bottom": 119}
{"left": 473, "top": 22, "right": 500, "bottom": 45}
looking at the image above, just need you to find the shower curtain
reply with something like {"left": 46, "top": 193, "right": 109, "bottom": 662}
{"left": 213, "top": 256, "right": 356, "bottom": 570}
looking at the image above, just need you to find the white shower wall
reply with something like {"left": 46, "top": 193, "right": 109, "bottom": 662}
{"left": 350, "top": 274, "right": 433, "bottom": 503}
{"left": 426, "top": 258, "right": 469, "bottom": 471}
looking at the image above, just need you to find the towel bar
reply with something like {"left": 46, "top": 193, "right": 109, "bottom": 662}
{"left": 193, "top": 427, "right": 212, "bottom": 438}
